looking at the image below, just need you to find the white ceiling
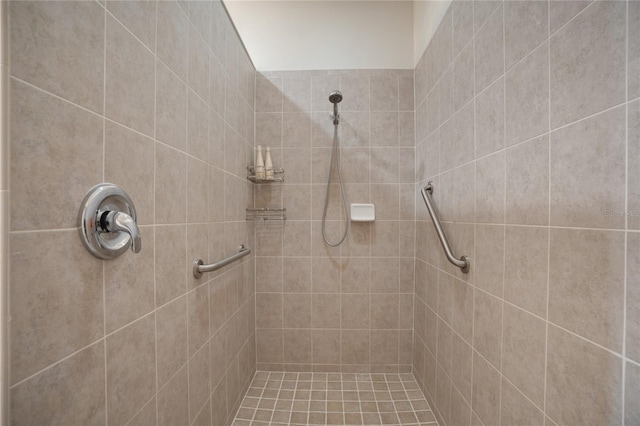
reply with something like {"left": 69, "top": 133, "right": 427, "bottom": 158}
{"left": 223, "top": 0, "right": 451, "bottom": 71}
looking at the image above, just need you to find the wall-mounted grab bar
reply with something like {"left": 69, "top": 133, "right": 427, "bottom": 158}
{"left": 193, "top": 245, "right": 251, "bottom": 278}
{"left": 421, "top": 182, "right": 470, "bottom": 273}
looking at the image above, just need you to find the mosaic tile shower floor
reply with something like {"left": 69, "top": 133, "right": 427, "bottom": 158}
{"left": 232, "top": 372, "right": 439, "bottom": 425}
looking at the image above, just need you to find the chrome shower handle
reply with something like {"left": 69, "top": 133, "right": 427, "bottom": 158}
{"left": 78, "top": 183, "right": 141, "bottom": 259}
{"left": 100, "top": 210, "right": 141, "bottom": 253}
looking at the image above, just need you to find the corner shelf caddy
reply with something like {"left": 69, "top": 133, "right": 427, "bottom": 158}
{"left": 247, "top": 166, "right": 285, "bottom": 183}
{"left": 246, "top": 166, "right": 286, "bottom": 222}
{"left": 246, "top": 207, "right": 286, "bottom": 222}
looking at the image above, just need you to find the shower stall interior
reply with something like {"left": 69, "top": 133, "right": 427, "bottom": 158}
{"left": 2, "top": 0, "right": 639, "bottom": 425}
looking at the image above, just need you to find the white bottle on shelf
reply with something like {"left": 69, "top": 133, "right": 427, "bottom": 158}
{"left": 264, "top": 146, "right": 274, "bottom": 181}
{"left": 255, "top": 145, "right": 265, "bottom": 180}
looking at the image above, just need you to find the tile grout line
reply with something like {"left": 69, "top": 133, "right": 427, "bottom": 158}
{"left": 102, "top": 5, "right": 108, "bottom": 426}
{"left": 621, "top": 1, "right": 630, "bottom": 424}
{"left": 543, "top": 0, "right": 552, "bottom": 421}
{"left": 153, "top": 2, "right": 159, "bottom": 422}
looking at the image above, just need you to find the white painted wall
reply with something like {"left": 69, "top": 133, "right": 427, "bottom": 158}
{"left": 413, "top": 0, "right": 451, "bottom": 65}
{"left": 224, "top": 0, "right": 415, "bottom": 71}
{"left": 223, "top": 0, "right": 452, "bottom": 71}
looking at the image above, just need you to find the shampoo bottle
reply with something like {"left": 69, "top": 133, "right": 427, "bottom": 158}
{"left": 255, "top": 145, "right": 265, "bottom": 180}
{"left": 264, "top": 146, "right": 274, "bottom": 180}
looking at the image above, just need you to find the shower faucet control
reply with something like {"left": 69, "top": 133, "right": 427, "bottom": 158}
{"left": 99, "top": 210, "right": 142, "bottom": 253}
{"left": 78, "top": 183, "right": 141, "bottom": 259}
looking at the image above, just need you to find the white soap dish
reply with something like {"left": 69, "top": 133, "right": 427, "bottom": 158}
{"left": 350, "top": 203, "right": 375, "bottom": 222}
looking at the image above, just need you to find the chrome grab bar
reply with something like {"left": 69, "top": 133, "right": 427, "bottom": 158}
{"left": 421, "top": 182, "right": 470, "bottom": 273}
{"left": 193, "top": 245, "right": 251, "bottom": 278}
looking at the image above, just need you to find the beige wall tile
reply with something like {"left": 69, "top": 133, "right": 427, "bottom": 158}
{"left": 341, "top": 294, "right": 370, "bottom": 329}
{"left": 105, "top": 15, "right": 154, "bottom": 137}
{"left": 550, "top": 0, "right": 626, "bottom": 128}
{"left": 105, "top": 122, "right": 155, "bottom": 226}
{"left": 452, "top": 1, "right": 473, "bottom": 55}
{"left": 106, "top": 315, "right": 156, "bottom": 425}
{"left": 452, "top": 279, "right": 473, "bottom": 342}
{"left": 474, "top": 224, "right": 504, "bottom": 297}
{"left": 371, "top": 330, "right": 399, "bottom": 365}
{"left": 284, "top": 329, "right": 312, "bottom": 364}
{"left": 189, "top": 345, "right": 210, "bottom": 422}
{"left": 370, "top": 112, "right": 397, "bottom": 147}
{"left": 188, "top": 24, "right": 210, "bottom": 102}
{"left": 440, "top": 103, "right": 474, "bottom": 171}
{"left": 504, "top": 226, "right": 548, "bottom": 317}
{"left": 629, "top": 1, "right": 640, "bottom": 100}
{"left": 156, "top": 296, "right": 188, "bottom": 387}
{"left": 625, "top": 361, "right": 640, "bottom": 426}
{"left": 156, "top": 61, "right": 187, "bottom": 150}
{"left": 283, "top": 257, "right": 312, "bottom": 293}
{"left": 476, "top": 151, "right": 505, "bottom": 223}
{"left": 475, "top": 77, "right": 505, "bottom": 158}
{"left": 474, "top": 4, "right": 504, "bottom": 94}
{"left": 549, "top": 0, "right": 591, "bottom": 34}
{"left": 473, "top": 289, "right": 502, "bottom": 369}
{"left": 312, "top": 257, "right": 340, "bottom": 293}
{"left": 155, "top": 144, "right": 187, "bottom": 224}
{"left": 550, "top": 106, "right": 626, "bottom": 229}
{"left": 313, "top": 330, "right": 341, "bottom": 365}
{"left": 156, "top": 0, "right": 188, "bottom": 81}
{"left": 283, "top": 76, "right": 312, "bottom": 112}
{"left": 187, "top": 91, "right": 209, "bottom": 161}
{"left": 505, "top": 42, "right": 549, "bottom": 147}
{"left": 157, "top": 366, "right": 189, "bottom": 426}
{"left": 10, "top": 343, "right": 106, "bottom": 426}
{"left": 188, "top": 285, "right": 210, "bottom": 355}
{"left": 10, "top": 231, "right": 104, "bottom": 384}
{"left": 256, "top": 293, "right": 283, "bottom": 329}
{"left": 105, "top": 226, "right": 155, "bottom": 333}
{"left": 343, "top": 111, "right": 370, "bottom": 147}
{"left": 546, "top": 325, "right": 622, "bottom": 425}
{"left": 10, "top": 80, "right": 102, "bottom": 231}
{"left": 312, "top": 294, "right": 340, "bottom": 329}
{"left": 502, "top": 305, "right": 546, "bottom": 407}
{"left": 128, "top": 397, "right": 156, "bottom": 426}
{"left": 10, "top": 1, "right": 104, "bottom": 112}
{"left": 370, "top": 76, "right": 399, "bottom": 111}
{"left": 629, "top": 100, "right": 640, "bottom": 230}
{"left": 155, "top": 225, "right": 187, "bottom": 306}
{"left": 435, "top": 365, "right": 452, "bottom": 425}
{"left": 474, "top": 1, "right": 502, "bottom": 34}
{"left": 506, "top": 135, "right": 549, "bottom": 226}
{"left": 626, "top": 232, "right": 640, "bottom": 362}
{"left": 451, "top": 333, "right": 472, "bottom": 402}
{"left": 106, "top": 1, "right": 156, "bottom": 52}
{"left": 549, "top": 228, "right": 625, "bottom": 352}
{"left": 454, "top": 42, "right": 474, "bottom": 112}
{"left": 283, "top": 113, "right": 311, "bottom": 148}
{"left": 284, "top": 293, "right": 312, "bottom": 328}
{"left": 472, "top": 352, "right": 501, "bottom": 426}
{"left": 371, "top": 293, "right": 399, "bottom": 329}
{"left": 505, "top": 1, "right": 549, "bottom": 69}
{"left": 500, "top": 378, "right": 544, "bottom": 426}
{"left": 341, "top": 330, "right": 369, "bottom": 365}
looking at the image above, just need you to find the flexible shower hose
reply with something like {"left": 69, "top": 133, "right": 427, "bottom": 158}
{"left": 321, "top": 122, "right": 349, "bottom": 246}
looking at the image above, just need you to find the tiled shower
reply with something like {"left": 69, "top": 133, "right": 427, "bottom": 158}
{"left": 1, "top": 1, "right": 638, "bottom": 426}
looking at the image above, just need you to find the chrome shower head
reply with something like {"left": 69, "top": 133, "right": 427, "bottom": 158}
{"left": 329, "top": 91, "right": 342, "bottom": 125}
{"left": 329, "top": 91, "right": 343, "bottom": 104}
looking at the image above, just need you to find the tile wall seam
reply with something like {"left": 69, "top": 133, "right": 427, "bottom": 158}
{"left": 497, "top": 4, "right": 506, "bottom": 425}
{"left": 184, "top": 5, "right": 192, "bottom": 420}
{"left": 101, "top": 4, "right": 109, "bottom": 425}
{"left": 622, "top": 1, "right": 630, "bottom": 423}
